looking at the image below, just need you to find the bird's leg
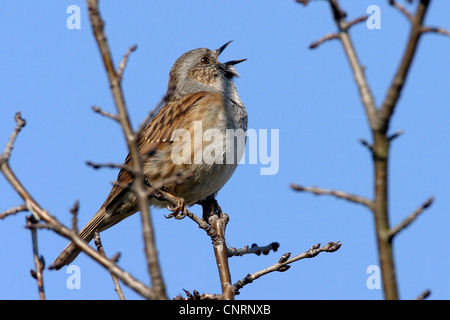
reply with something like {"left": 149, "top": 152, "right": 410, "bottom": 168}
{"left": 144, "top": 178, "right": 187, "bottom": 220}
{"left": 198, "top": 195, "right": 223, "bottom": 222}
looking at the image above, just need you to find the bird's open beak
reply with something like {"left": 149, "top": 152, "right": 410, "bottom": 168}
{"left": 214, "top": 41, "right": 247, "bottom": 77}
{"left": 214, "top": 41, "right": 247, "bottom": 66}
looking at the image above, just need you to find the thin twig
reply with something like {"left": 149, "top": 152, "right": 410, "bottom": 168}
{"left": 359, "top": 138, "right": 375, "bottom": 153}
{"left": 414, "top": 289, "right": 431, "bottom": 300}
{"left": 290, "top": 183, "right": 373, "bottom": 209}
{"left": 1, "top": 112, "right": 26, "bottom": 162}
{"left": 174, "top": 289, "right": 222, "bottom": 300}
{"left": 388, "top": 0, "right": 414, "bottom": 22}
{"left": 94, "top": 231, "right": 126, "bottom": 300}
{"left": 86, "top": 160, "right": 133, "bottom": 172}
{"left": 117, "top": 45, "right": 137, "bottom": 79}
{"left": 326, "top": 0, "right": 378, "bottom": 130}
{"left": 344, "top": 15, "right": 369, "bottom": 30}
{"left": 309, "top": 33, "right": 340, "bottom": 49}
{"left": 377, "top": 0, "right": 430, "bottom": 133}
{"left": 69, "top": 200, "right": 79, "bottom": 234}
{"left": 228, "top": 242, "right": 280, "bottom": 257}
{"left": 92, "top": 106, "right": 119, "bottom": 122}
{"left": 388, "top": 129, "right": 404, "bottom": 141}
{"left": 231, "top": 242, "right": 342, "bottom": 295}
{"left": 296, "top": 0, "right": 311, "bottom": 6}
{"left": 86, "top": 0, "right": 167, "bottom": 299}
{"left": 27, "top": 216, "right": 46, "bottom": 300}
{"left": 421, "top": 26, "right": 450, "bottom": 37}
{"left": 387, "top": 197, "right": 434, "bottom": 240}
{"left": 139, "top": 172, "right": 194, "bottom": 206}
{"left": 0, "top": 203, "right": 27, "bottom": 219}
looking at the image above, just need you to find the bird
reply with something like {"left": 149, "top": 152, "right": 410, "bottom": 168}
{"left": 51, "top": 41, "right": 247, "bottom": 270}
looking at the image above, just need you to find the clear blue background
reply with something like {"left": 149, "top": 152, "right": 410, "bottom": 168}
{"left": 1, "top": 0, "right": 449, "bottom": 300}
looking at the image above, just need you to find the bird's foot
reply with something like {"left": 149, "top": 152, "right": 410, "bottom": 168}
{"left": 164, "top": 194, "right": 187, "bottom": 220}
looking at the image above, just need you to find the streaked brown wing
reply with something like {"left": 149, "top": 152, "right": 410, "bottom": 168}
{"left": 103, "top": 91, "right": 222, "bottom": 209}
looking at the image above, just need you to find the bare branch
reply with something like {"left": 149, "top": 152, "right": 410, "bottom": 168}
{"left": 91, "top": 106, "right": 119, "bottom": 122}
{"left": 1, "top": 112, "right": 26, "bottom": 162}
{"left": 378, "top": 0, "right": 431, "bottom": 133}
{"left": 86, "top": 0, "right": 167, "bottom": 299}
{"left": 345, "top": 15, "right": 369, "bottom": 30}
{"left": 295, "top": 0, "right": 311, "bottom": 6}
{"left": 117, "top": 44, "right": 137, "bottom": 79}
{"left": 309, "top": 10, "right": 369, "bottom": 49}
{"left": 26, "top": 215, "right": 45, "bottom": 300}
{"left": 387, "top": 197, "right": 434, "bottom": 240}
{"left": 0, "top": 203, "right": 27, "bottom": 219}
{"left": 359, "top": 138, "right": 374, "bottom": 153}
{"left": 94, "top": 231, "right": 125, "bottom": 300}
{"left": 231, "top": 241, "right": 342, "bottom": 295}
{"left": 144, "top": 172, "right": 194, "bottom": 203}
{"left": 324, "top": 0, "right": 378, "bottom": 130}
{"left": 308, "top": 8, "right": 371, "bottom": 129}
{"left": 421, "top": 26, "right": 450, "bottom": 37}
{"left": 388, "top": 0, "right": 414, "bottom": 22}
{"left": 388, "top": 129, "right": 404, "bottom": 141}
{"left": 414, "top": 289, "right": 431, "bottom": 300}
{"left": 86, "top": 160, "right": 132, "bottom": 172}
{"left": 291, "top": 183, "right": 374, "bottom": 209}
{"left": 174, "top": 289, "right": 222, "bottom": 300}
{"left": 69, "top": 200, "right": 79, "bottom": 234}
{"left": 309, "top": 33, "right": 340, "bottom": 49}
{"left": 228, "top": 242, "right": 280, "bottom": 258}
{"left": 0, "top": 118, "right": 157, "bottom": 298}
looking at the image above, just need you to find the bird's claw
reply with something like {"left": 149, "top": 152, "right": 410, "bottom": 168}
{"left": 164, "top": 196, "right": 187, "bottom": 220}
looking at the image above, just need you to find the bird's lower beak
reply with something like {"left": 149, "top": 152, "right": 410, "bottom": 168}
{"left": 224, "top": 59, "right": 247, "bottom": 66}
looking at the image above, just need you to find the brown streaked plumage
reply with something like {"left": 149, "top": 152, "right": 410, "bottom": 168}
{"left": 51, "top": 42, "right": 247, "bottom": 270}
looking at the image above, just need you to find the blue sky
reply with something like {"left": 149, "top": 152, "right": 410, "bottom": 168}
{"left": 1, "top": 0, "right": 449, "bottom": 300}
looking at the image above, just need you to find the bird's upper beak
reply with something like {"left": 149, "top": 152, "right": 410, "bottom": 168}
{"left": 214, "top": 40, "right": 233, "bottom": 58}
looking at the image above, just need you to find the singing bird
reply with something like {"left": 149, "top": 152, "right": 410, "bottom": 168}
{"left": 51, "top": 41, "right": 247, "bottom": 269}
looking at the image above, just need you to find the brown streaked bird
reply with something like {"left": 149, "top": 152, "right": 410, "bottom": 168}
{"left": 51, "top": 41, "right": 247, "bottom": 270}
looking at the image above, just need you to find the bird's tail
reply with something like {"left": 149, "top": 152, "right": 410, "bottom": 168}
{"left": 50, "top": 206, "right": 107, "bottom": 270}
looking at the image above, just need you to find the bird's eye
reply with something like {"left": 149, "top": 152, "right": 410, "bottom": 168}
{"left": 201, "top": 56, "right": 210, "bottom": 64}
